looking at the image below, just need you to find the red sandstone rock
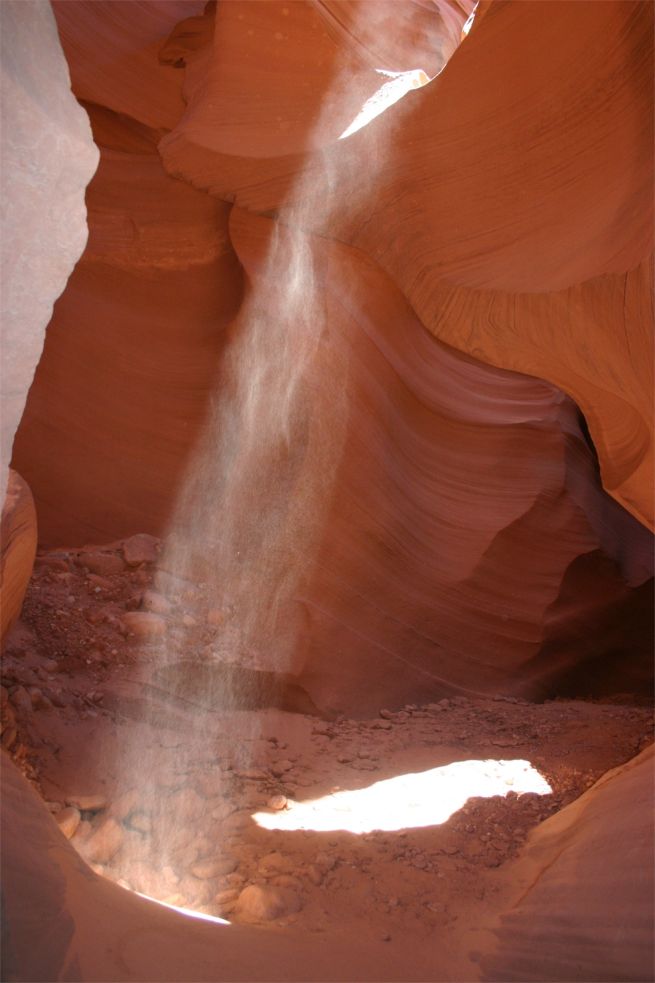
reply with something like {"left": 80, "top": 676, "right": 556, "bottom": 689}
{"left": 12, "top": 101, "right": 242, "bottom": 544}
{"left": 51, "top": 0, "right": 203, "bottom": 130}
{"left": 159, "top": 0, "right": 654, "bottom": 529}
{"left": 0, "top": 472, "right": 37, "bottom": 645}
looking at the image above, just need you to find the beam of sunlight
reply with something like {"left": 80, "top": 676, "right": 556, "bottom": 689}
{"left": 253, "top": 759, "right": 552, "bottom": 834}
{"left": 338, "top": 68, "right": 430, "bottom": 139}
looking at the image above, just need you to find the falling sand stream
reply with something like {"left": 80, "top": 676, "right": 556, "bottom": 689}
{"left": 110, "top": 31, "right": 436, "bottom": 911}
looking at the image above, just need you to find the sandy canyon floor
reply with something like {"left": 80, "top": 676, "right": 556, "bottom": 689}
{"left": 2, "top": 536, "right": 652, "bottom": 976}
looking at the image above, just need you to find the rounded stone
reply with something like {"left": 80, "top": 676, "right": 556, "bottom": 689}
{"left": 234, "top": 884, "right": 302, "bottom": 923}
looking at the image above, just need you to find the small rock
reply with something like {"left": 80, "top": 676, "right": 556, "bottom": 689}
{"left": 271, "top": 874, "right": 304, "bottom": 891}
{"left": 56, "top": 806, "right": 81, "bottom": 839}
{"left": 258, "top": 851, "right": 292, "bottom": 876}
{"left": 179, "top": 874, "right": 214, "bottom": 906}
{"left": 87, "top": 574, "right": 113, "bottom": 591}
{"left": 79, "top": 552, "right": 125, "bottom": 577}
{"left": 220, "top": 872, "right": 245, "bottom": 891}
{"left": 234, "top": 884, "right": 302, "bottom": 923}
{"left": 141, "top": 591, "right": 171, "bottom": 615}
{"left": 379, "top": 709, "right": 394, "bottom": 719}
{"left": 66, "top": 794, "right": 107, "bottom": 813}
{"left": 210, "top": 800, "right": 234, "bottom": 821}
{"left": 305, "top": 864, "right": 324, "bottom": 886}
{"left": 10, "top": 686, "right": 32, "bottom": 716}
{"left": 122, "top": 534, "right": 160, "bottom": 566}
{"left": 122, "top": 612, "right": 166, "bottom": 640}
{"left": 182, "top": 614, "right": 197, "bottom": 627}
{"left": 34, "top": 555, "right": 70, "bottom": 573}
{"left": 191, "top": 856, "right": 237, "bottom": 879}
{"left": 2, "top": 726, "right": 18, "bottom": 749}
{"left": 214, "top": 888, "right": 240, "bottom": 908}
{"left": 314, "top": 851, "right": 337, "bottom": 872}
{"left": 109, "top": 788, "right": 140, "bottom": 821}
{"left": 167, "top": 787, "right": 205, "bottom": 822}
{"left": 206, "top": 609, "right": 224, "bottom": 627}
{"left": 270, "top": 759, "right": 293, "bottom": 777}
{"left": 128, "top": 811, "right": 152, "bottom": 834}
{"left": 84, "top": 608, "right": 104, "bottom": 626}
{"left": 28, "top": 687, "right": 52, "bottom": 710}
{"left": 70, "top": 819, "right": 93, "bottom": 846}
{"left": 371, "top": 719, "right": 392, "bottom": 730}
{"left": 82, "top": 817, "right": 124, "bottom": 863}
{"left": 267, "top": 794, "right": 288, "bottom": 811}
{"left": 1, "top": 703, "right": 16, "bottom": 731}
{"left": 236, "top": 768, "right": 268, "bottom": 781}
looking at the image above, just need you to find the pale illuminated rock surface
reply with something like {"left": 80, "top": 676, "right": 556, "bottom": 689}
{"left": 0, "top": 0, "right": 98, "bottom": 488}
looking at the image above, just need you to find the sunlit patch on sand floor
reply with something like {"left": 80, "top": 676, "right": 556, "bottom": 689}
{"left": 253, "top": 759, "right": 552, "bottom": 834}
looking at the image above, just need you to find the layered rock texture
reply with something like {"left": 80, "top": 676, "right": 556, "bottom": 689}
{"left": 1, "top": 2, "right": 654, "bottom": 982}
{"left": 0, "top": 471, "right": 37, "bottom": 644}
{"left": 11, "top": 0, "right": 653, "bottom": 712}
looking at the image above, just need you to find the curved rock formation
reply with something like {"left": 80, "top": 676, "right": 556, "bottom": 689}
{"left": 1, "top": 3, "right": 654, "bottom": 981}
{"left": 10, "top": 0, "right": 653, "bottom": 708}
{"left": 223, "top": 209, "right": 652, "bottom": 713}
{"left": 482, "top": 746, "right": 654, "bottom": 982}
{"left": 0, "top": 755, "right": 450, "bottom": 982}
{"left": 159, "top": 0, "right": 654, "bottom": 529}
{"left": 50, "top": 0, "right": 205, "bottom": 130}
{"left": 0, "top": 0, "right": 98, "bottom": 487}
{"left": 0, "top": 471, "right": 37, "bottom": 645}
{"left": 12, "top": 102, "right": 243, "bottom": 545}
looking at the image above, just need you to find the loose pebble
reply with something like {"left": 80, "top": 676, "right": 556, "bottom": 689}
{"left": 56, "top": 806, "right": 81, "bottom": 839}
{"left": 234, "top": 884, "right": 302, "bottom": 922}
{"left": 267, "top": 794, "right": 288, "bottom": 811}
{"left": 191, "top": 856, "right": 237, "bottom": 879}
{"left": 82, "top": 818, "right": 124, "bottom": 863}
{"left": 79, "top": 552, "right": 125, "bottom": 577}
{"left": 122, "top": 534, "right": 160, "bottom": 566}
{"left": 122, "top": 612, "right": 167, "bottom": 639}
{"left": 66, "top": 794, "right": 107, "bottom": 813}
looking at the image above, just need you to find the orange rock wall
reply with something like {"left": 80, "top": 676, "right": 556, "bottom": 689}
{"left": 0, "top": 472, "right": 37, "bottom": 645}
{"left": 10, "top": 0, "right": 654, "bottom": 707}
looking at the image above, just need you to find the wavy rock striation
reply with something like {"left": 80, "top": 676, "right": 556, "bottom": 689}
{"left": 10, "top": 0, "right": 654, "bottom": 709}
{"left": 226, "top": 210, "right": 652, "bottom": 713}
{"left": 159, "top": 0, "right": 654, "bottom": 529}
{"left": 0, "top": 471, "right": 37, "bottom": 645}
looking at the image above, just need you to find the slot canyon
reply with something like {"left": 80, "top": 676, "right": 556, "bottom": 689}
{"left": 1, "top": 0, "right": 653, "bottom": 980}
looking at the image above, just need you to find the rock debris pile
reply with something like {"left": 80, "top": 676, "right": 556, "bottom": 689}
{"left": 1, "top": 538, "right": 652, "bottom": 938}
